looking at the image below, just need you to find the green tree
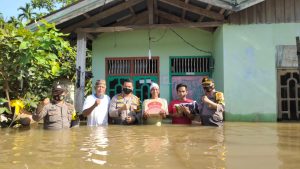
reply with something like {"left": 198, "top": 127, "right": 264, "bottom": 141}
{"left": 7, "top": 16, "right": 22, "bottom": 27}
{"left": 0, "top": 13, "right": 4, "bottom": 25}
{"left": 31, "top": 0, "right": 78, "bottom": 13}
{"left": 0, "top": 20, "right": 76, "bottom": 110}
{"left": 18, "top": 3, "right": 38, "bottom": 23}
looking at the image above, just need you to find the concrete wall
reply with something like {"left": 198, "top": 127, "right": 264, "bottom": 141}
{"left": 92, "top": 23, "right": 300, "bottom": 122}
{"left": 212, "top": 26, "right": 224, "bottom": 92}
{"left": 92, "top": 28, "right": 213, "bottom": 102}
{"left": 222, "top": 23, "right": 300, "bottom": 122}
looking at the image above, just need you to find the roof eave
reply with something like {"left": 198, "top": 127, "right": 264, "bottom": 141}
{"left": 233, "top": 0, "right": 265, "bottom": 11}
{"left": 195, "top": 0, "right": 265, "bottom": 12}
{"left": 27, "top": 0, "right": 112, "bottom": 30}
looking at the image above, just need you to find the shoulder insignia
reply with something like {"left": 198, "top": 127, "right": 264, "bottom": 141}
{"left": 117, "top": 94, "right": 123, "bottom": 100}
{"left": 215, "top": 92, "right": 225, "bottom": 105}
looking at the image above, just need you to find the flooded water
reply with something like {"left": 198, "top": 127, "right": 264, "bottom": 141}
{"left": 1, "top": 122, "right": 300, "bottom": 169}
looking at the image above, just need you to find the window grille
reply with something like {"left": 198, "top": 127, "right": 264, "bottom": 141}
{"left": 170, "top": 57, "right": 212, "bottom": 74}
{"left": 106, "top": 57, "right": 159, "bottom": 75}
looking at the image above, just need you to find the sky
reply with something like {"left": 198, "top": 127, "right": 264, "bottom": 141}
{"left": 0, "top": 0, "right": 31, "bottom": 20}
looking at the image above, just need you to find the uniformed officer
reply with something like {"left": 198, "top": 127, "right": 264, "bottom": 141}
{"left": 109, "top": 79, "right": 141, "bottom": 125}
{"left": 199, "top": 77, "right": 225, "bottom": 127}
{"left": 32, "top": 83, "right": 75, "bottom": 129}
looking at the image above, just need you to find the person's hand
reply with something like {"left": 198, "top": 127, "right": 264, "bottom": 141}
{"left": 175, "top": 106, "right": 183, "bottom": 117}
{"left": 181, "top": 105, "right": 191, "bottom": 115}
{"left": 143, "top": 111, "right": 150, "bottom": 119}
{"left": 126, "top": 116, "right": 135, "bottom": 124}
{"left": 159, "top": 110, "right": 166, "bottom": 118}
{"left": 202, "top": 96, "right": 210, "bottom": 103}
{"left": 42, "top": 98, "right": 50, "bottom": 105}
{"left": 119, "top": 104, "right": 129, "bottom": 111}
{"left": 94, "top": 99, "right": 101, "bottom": 106}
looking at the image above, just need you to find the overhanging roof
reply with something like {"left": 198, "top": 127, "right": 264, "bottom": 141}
{"left": 27, "top": 0, "right": 264, "bottom": 40}
{"left": 199, "top": 0, "right": 265, "bottom": 11}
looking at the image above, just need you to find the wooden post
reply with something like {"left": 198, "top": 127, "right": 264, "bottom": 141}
{"left": 148, "top": 0, "right": 154, "bottom": 24}
{"left": 75, "top": 32, "right": 87, "bottom": 113}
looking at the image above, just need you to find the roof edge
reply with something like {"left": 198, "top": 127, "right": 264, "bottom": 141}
{"left": 27, "top": 0, "right": 113, "bottom": 30}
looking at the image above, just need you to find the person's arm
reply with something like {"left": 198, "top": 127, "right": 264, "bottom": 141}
{"left": 107, "top": 96, "right": 111, "bottom": 113}
{"left": 135, "top": 99, "right": 142, "bottom": 124}
{"left": 216, "top": 92, "right": 225, "bottom": 113}
{"left": 82, "top": 104, "right": 96, "bottom": 117}
{"left": 127, "top": 98, "right": 142, "bottom": 124}
{"left": 168, "top": 101, "right": 183, "bottom": 117}
{"left": 158, "top": 99, "right": 168, "bottom": 118}
{"left": 168, "top": 101, "right": 175, "bottom": 117}
{"left": 67, "top": 103, "right": 76, "bottom": 124}
{"left": 142, "top": 100, "right": 149, "bottom": 119}
{"left": 168, "top": 102, "right": 179, "bottom": 117}
{"left": 32, "top": 98, "right": 49, "bottom": 121}
{"left": 202, "top": 96, "right": 218, "bottom": 110}
{"left": 82, "top": 99, "right": 100, "bottom": 117}
{"left": 109, "top": 96, "right": 127, "bottom": 117}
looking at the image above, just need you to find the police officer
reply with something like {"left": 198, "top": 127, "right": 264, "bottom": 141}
{"left": 199, "top": 77, "right": 225, "bottom": 127}
{"left": 109, "top": 79, "right": 141, "bottom": 125}
{"left": 32, "top": 83, "right": 75, "bottom": 129}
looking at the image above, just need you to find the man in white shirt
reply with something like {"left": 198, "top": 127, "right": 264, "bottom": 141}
{"left": 82, "top": 80, "right": 110, "bottom": 126}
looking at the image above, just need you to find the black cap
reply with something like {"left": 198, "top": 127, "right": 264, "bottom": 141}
{"left": 202, "top": 77, "right": 213, "bottom": 86}
{"left": 52, "top": 83, "right": 66, "bottom": 96}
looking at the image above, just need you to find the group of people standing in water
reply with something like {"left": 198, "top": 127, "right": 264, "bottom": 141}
{"left": 32, "top": 77, "right": 225, "bottom": 129}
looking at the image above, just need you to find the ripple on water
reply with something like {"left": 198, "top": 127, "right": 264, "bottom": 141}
{"left": 1, "top": 123, "right": 300, "bottom": 169}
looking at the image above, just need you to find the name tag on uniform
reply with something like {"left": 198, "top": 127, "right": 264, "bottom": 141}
{"left": 116, "top": 103, "right": 125, "bottom": 108}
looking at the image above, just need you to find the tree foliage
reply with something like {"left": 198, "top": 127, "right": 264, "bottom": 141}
{"left": 0, "top": 20, "right": 76, "bottom": 110}
{"left": 18, "top": 3, "right": 38, "bottom": 23}
{"left": 7, "top": 16, "right": 22, "bottom": 28}
{"left": 31, "top": 0, "right": 79, "bottom": 12}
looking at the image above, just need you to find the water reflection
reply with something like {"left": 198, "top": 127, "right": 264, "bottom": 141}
{"left": 167, "top": 126, "right": 226, "bottom": 169}
{"left": 105, "top": 126, "right": 150, "bottom": 168}
{"left": 277, "top": 123, "right": 300, "bottom": 169}
{"left": 224, "top": 123, "right": 281, "bottom": 169}
{"left": 0, "top": 125, "right": 227, "bottom": 169}
{"left": 0, "top": 128, "right": 40, "bottom": 168}
{"left": 80, "top": 127, "right": 108, "bottom": 165}
{"left": 141, "top": 126, "right": 170, "bottom": 168}
{"left": 2, "top": 123, "right": 300, "bottom": 169}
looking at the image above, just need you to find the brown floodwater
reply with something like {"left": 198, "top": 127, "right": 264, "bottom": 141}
{"left": 0, "top": 122, "right": 300, "bottom": 169}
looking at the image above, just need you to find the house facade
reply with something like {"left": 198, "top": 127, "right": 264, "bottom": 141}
{"left": 29, "top": 0, "right": 300, "bottom": 122}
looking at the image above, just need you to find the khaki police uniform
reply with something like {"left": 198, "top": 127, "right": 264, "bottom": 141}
{"left": 33, "top": 101, "right": 74, "bottom": 129}
{"left": 109, "top": 94, "right": 141, "bottom": 124}
{"left": 199, "top": 90, "right": 225, "bottom": 126}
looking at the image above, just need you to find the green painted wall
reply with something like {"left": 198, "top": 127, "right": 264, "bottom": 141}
{"left": 92, "top": 23, "right": 300, "bottom": 122}
{"left": 92, "top": 28, "right": 213, "bottom": 102}
{"left": 212, "top": 26, "right": 224, "bottom": 92}
{"left": 222, "top": 23, "right": 300, "bottom": 122}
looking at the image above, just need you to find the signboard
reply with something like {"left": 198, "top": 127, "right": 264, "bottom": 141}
{"left": 144, "top": 100, "right": 165, "bottom": 115}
